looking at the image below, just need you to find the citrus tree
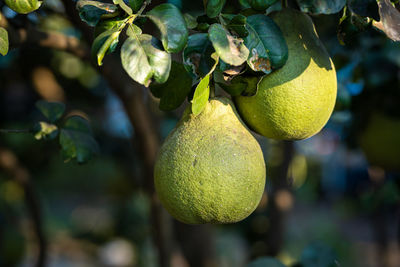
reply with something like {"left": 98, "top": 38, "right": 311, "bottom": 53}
{"left": 0, "top": 0, "right": 399, "bottom": 266}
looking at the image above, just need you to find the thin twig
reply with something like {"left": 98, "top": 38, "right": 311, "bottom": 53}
{"left": 0, "top": 129, "right": 31, "bottom": 134}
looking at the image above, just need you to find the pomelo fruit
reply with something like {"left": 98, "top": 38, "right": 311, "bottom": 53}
{"left": 235, "top": 8, "right": 337, "bottom": 140}
{"left": 359, "top": 112, "right": 400, "bottom": 171}
{"left": 154, "top": 97, "right": 266, "bottom": 224}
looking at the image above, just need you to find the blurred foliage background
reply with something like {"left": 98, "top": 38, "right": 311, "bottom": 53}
{"left": 0, "top": 0, "right": 399, "bottom": 266}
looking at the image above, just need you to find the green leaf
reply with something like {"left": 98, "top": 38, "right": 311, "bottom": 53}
{"left": 33, "top": 122, "right": 59, "bottom": 140}
{"left": 150, "top": 61, "right": 193, "bottom": 111}
{"left": 113, "top": 0, "right": 133, "bottom": 15}
{"left": 208, "top": 23, "right": 249, "bottom": 66}
{"left": 248, "top": 0, "right": 279, "bottom": 11}
{"left": 214, "top": 70, "right": 259, "bottom": 96}
{"left": 348, "top": 0, "right": 379, "bottom": 20}
{"left": 76, "top": 0, "right": 119, "bottom": 27}
{"left": 146, "top": 4, "right": 189, "bottom": 53}
{"left": 0, "top": 27, "right": 9, "bottom": 56}
{"left": 184, "top": 13, "right": 198, "bottom": 29}
{"left": 337, "top": 8, "right": 372, "bottom": 45}
{"left": 126, "top": 24, "right": 142, "bottom": 37}
{"left": 35, "top": 100, "right": 66, "bottom": 123}
{"left": 183, "top": 33, "right": 215, "bottom": 78}
{"left": 247, "top": 257, "right": 286, "bottom": 267}
{"left": 239, "top": 0, "right": 251, "bottom": 9}
{"left": 245, "top": 14, "right": 288, "bottom": 74}
{"left": 94, "top": 17, "right": 125, "bottom": 38}
{"left": 91, "top": 29, "right": 121, "bottom": 66}
{"left": 129, "top": 0, "right": 143, "bottom": 12}
{"left": 377, "top": 0, "right": 400, "bottom": 41}
{"left": 121, "top": 34, "right": 171, "bottom": 86}
{"left": 4, "top": 0, "right": 42, "bottom": 14}
{"left": 191, "top": 74, "right": 210, "bottom": 115}
{"left": 296, "top": 0, "right": 346, "bottom": 15}
{"left": 204, "top": 0, "right": 227, "bottom": 18}
{"left": 60, "top": 116, "right": 99, "bottom": 164}
{"left": 221, "top": 14, "right": 249, "bottom": 38}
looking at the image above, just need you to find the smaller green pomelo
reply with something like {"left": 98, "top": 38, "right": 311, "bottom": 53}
{"left": 359, "top": 113, "right": 400, "bottom": 171}
{"left": 235, "top": 9, "right": 337, "bottom": 140}
{"left": 154, "top": 97, "right": 266, "bottom": 224}
{"left": 5, "top": 0, "right": 42, "bottom": 14}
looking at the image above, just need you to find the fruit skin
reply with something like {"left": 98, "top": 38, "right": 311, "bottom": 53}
{"left": 5, "top": 0, "right": 42, "bottom": 14}
{"left": 359, "top": 113, "right": 400, "bottom": 171}
{"left": 235, "top": 9, "right": 337, "bottom": 140}
{"left": 154, "top": 97, "right": 266, "bottom": 224}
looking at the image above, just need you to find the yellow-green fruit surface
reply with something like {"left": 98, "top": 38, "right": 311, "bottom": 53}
{"left": 154, "top": 97, "right": 266, "bottom": 224}
{"left": 235, "top": 8, "right": 337, "bottom": 140}
{"left": 359, "top": 113, "right": 400, "bottom": 171}
{"left": 5, "top": 0, "right": 42, "bottom": 14}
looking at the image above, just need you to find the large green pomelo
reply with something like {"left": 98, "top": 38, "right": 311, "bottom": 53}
{"left": 154, "top": 97, "right": 266, "bottom": 224}
{"left": 359, "top": 113, "right": 400, "bottom": 171}
{"left": 235, "top": 8, "right": 337, "bottom": 140}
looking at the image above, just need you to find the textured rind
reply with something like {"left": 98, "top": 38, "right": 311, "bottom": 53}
{"left": 154, "top": 97, "right": 266, "bottom": 224}
{"left": 235, "top": 8, "right": 337, "bottom": 140}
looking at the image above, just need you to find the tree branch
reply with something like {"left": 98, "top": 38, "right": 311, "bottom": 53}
{"left": 2, "top": 2, "right": 174, "bottom": 265}
{"left": 0, "top": 148, "right": 47, "bottom": 267}
{"left": 0, "top": 12, "right": 89, "bottom": 60}
{"left": 58, "top": 1, "right": 173, "bottom": 266}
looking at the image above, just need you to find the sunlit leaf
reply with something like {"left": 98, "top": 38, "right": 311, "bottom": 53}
{"left": 150, "top": 61, "right": 193, "bottom": 111}
{"left": 4, "top": 0, "right": 42, "bottom": 14}
{"left": 33, "top": 122, "right": 58, "bottom": 140}
{"left": 296, "top": 0, "right": 346, "bottom": 15}
{"left": 113, "top": 0, "right": 133, "bottom": 15}
{"left": 147, "top": 4, "right": 189, "bottom": 53}
{"left": 35, "top": 100, "right": 66, "bottom": 123}
{"left": 0, "top": 27, "right": 9, "bottom": 56}
{"left": 208, "top": 23, "right": 249, "bottom": 66}
{"left": 76, "top": 0, "right": 119, "bottom": 26}
{"left": 92, "top": 29, "right": 121, "bottom": 66}
{"left": 126, "top": 24, "right": 142, "bottom": 37}
{"left": 121, "top": 34, "right": 171, "bottom": 86}
{"left": 191, "top": 74, "right": 210, "bottom": 115}
{"left": 244, "top": 14, "right": 288, "bottom": 74}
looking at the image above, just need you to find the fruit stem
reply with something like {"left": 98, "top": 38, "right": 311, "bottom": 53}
{"left": 210, "top": 77, "right": 216, "bottom": 98}
{"left": 282, "top": 0, "right": 288, "bottom": 8}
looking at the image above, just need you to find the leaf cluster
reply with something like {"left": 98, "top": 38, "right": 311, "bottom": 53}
{"left": 33, "top": 101, "right": 99, "bottom": 164}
